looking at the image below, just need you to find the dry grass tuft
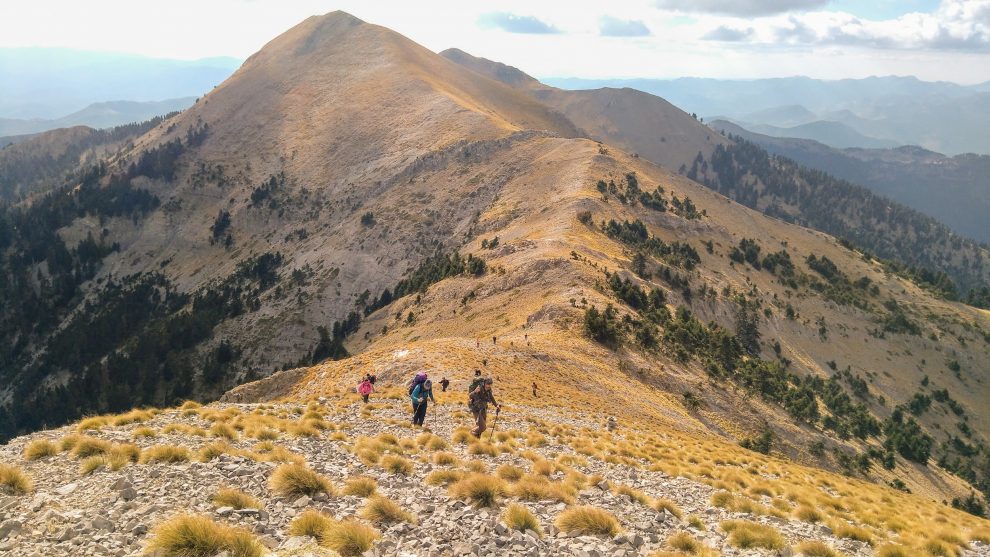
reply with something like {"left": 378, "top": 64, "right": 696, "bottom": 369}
{"left": 360, "top": 495, "right": 415, "bottom": 524}
{"left": 270, "top": 463, "right": 333, "bottom": 497}
{"left": 212, "top": 488, "right": 262, "bottom": 510}
{"left": 197, "top": 441, "right": 233, "bottom": 462}
{"left": 721, "top": 520, "right": 785, "bottom": 550}
{"left": 449, "top": 473, "right": 508, "bottom": 507}
{"left": 70, "top": 436, "right": 112, "bottom": 459}
{"left": 132, "top": 427, "right": 157, "bottom": 439}
{"left": 833, "top": 523, "right": 873, "bottom": 545}
{"left": 320, "top": 520, "right": 379, "bottom": 557}
{"left": 140, "top": 445, "right": 191, "bottom": 464}
{"left": 144, "top": 513, "right": 263, "bottom": 557}
{"left": 342, "top": 476, "right": 378, "bottom": 498}
{"left": 425, "top": 469, "right": 465, "bottom": 487}
{"left": 556, "top": 506, "right": 620, "bottom": 537}
{"left": 23, "top": 439, "right": 58, "bottom": 461}
{"left": 795, "top": 505, "right": 823, "bottom": 523}
{"left": 288, "top": 509, "right": 334, "bottom": 540}
{"left": 667, "top": 532, "right": 702, "bottom": 553}
{"left": 511, "top": 474, "right": 575, "bottom": 504}
{"left": 710, "top": 491, "right": 734, "bottom": 509}
{"left": 432, "top": 452, "right": 459, "bottom": 466}
{"left": 875, "top": 544, "right": 913, "bottom": 557}
{"left": 468, "top": 441, "right": 498, "bottom": 457}
{"left": 655, "top": 498, "right": 683, "bottom": 518}
{"left": 210, "top": 423, "right": 238, "bottom": 440}
{"left": 504, "top": 503, "right": 542, "bottom": 536}
{"left": 380, "top": 455, "right": 413, "bottom": 476}
{"left": 496, "top": 464, "right": 525, "bottom": 482}
{"left": 796, "top": 541, "right": 840, "bottom": 557}
{"left": 0, "top": 463, "right": 33, "bottom": 494}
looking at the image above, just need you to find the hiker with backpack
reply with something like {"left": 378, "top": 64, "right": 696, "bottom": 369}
{"left": 409, "top": 372, "right": 434, "bottom": 426}
{"left": 358, "top": 376, "right": 374, "bottom": 403}
{"left": 469, "top": 377, "right": 500, "bottom": 437}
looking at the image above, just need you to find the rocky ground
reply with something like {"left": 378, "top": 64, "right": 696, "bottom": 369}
{"left": 0, "top": 394, "right": 987, "bottom": 557}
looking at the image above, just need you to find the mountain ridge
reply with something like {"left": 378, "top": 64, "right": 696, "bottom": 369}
{"left": 0, "top": 13, "right": 988, "bottom": 544}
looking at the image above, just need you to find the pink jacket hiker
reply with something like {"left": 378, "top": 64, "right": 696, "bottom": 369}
{"left": 358, "top": 380, "right": 374, "bottom": 396}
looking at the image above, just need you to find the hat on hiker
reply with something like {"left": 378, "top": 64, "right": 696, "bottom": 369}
{"left": 483, "top": 377, "right": 493, "bottom": 385}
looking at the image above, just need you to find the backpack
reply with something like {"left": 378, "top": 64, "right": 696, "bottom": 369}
{"left": 468, "top": 377, "right": 484, "bottom": 394}
{"left": 408, "top": 374, "right": 426, "bottom": 396}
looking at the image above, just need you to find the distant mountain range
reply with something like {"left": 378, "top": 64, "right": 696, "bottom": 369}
{"left": 0, "top": 98, "right": 196, "bottom": 139}
{"left": 711, "top": 119, "right": 990, "bottom": 244}
{"left": 545, "top": 76, "right": 990, "bottom": 155}
{"left": 0, "top": 48, "right": 239, "bottom": 119}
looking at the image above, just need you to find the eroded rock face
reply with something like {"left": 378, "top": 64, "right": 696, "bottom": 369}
{"left": 0, "top": 399, "right": 986, "bottom": 557}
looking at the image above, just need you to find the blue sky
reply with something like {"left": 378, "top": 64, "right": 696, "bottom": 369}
{"left": 1, "top": 0, "right": 988, "bottom": 83}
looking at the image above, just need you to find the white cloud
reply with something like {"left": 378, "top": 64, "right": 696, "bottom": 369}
{"left": 599, "top": 16, "right": 651, "bottom": 36}
{"left": 655, "top": 0, "right": 828, "bottom": 17}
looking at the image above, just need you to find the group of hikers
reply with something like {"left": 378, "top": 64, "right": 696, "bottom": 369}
{"left": 356, "top": 369, "right": 501, "bottom": 437}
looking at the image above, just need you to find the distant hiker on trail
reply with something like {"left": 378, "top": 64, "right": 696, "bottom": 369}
{"left": 440, "top": 377, "right": 450, "bottom": 392}
{"left": 469, "top": 377, "right": 500, "bottom": 437}
{"left": 358, "top": 377, "right": 374, "bottom": 403}
{"left": 532, "top": 382, "right": 538, "bottom": 397}
{"left": 410, "top": 374, "right": 434, "bottom": 426}
{"left": 492, "top": 336, "right": 497, "bottom": 345}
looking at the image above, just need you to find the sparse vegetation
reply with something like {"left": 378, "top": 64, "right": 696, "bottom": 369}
{"left": 270, "top": 463, "right": 333, "bottom": 497}
{"left": 360, "top": 495, "right": 414, "bottom": 524}
{"left": 504, "top": 503, "right": 542, "bottom": 536}
{"left": 556, "top": 506, "right": 620, "bottom": 537}
{"left": 23, "top": 439, "right": 57, "bottom": 460}
{"left": 212, "top": 488, "right": 262, "bottom": 510}
{"left": 0, "top": 463, "right": 33, "bottom": 494}
{"left": 450, "top": 474, "right": 507, "bottom": 507}
{"left": 144, "top": 514, "right": 264, "bottom": 557}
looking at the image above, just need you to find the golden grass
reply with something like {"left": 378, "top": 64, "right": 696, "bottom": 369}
{"left": 144, "top": 514, "right": 263, "bottom": 557}
{"left": 555, "top": 506, "right": 620, "bottom": 537}
{"left": 426, "top": 469, "right": 465, "bottom": 487}
{"left": 720, "top": 520, "right": 785, "bottom": 550}
{"left": 212, "top": 488, "right": 262, "bottom": 510}
{"left": 197, "top": 441, "right": 233, "bottom": 462}
{"left": 0, "top": 463, "right": 33, "bottom": 494}
{"left": 655, "top": 497, "right": 684, "bottom": 518}
{"left": 270, "top": 463, "right": 333, "bottom": 497}
{"left": 795, "top": 505, "right": 823, "bottom": 523}
{"left": 380, "top": 455, "right": 413, "bottom": 476}
{"left": 210, "top": 423, "right": 238, "bottom": 440}
{"left": 342, "top": 476, "right": 377, "bottom": 498}
{"left": 796, "top": 541, "right": 840, "bottom": 557}
{"left": 667, "top": 532, "right": 702, "bottom": 553}
{"left": 76, "top": 416, "right": 109, "bottom": 431}
{"left": 432, "top": 452, "right": 459, "bottom": 466}
{"left": 450, "top": 474, "right": 508, "bottom": 507}
{"left": 140, "top": 445, "right": 191, "bottom": 464}
{"left": 504, "top": 503, "right": 542, "bottom": 536}
{"left": 360, "top": 495, "right": 415, "bottom": 524}
{"left": 876, "top": 544, "right": 914, "bottom": 557}
{"left": 288, "top": 509, "right": 334, "bottom": 539}
{"left": 710, "top": 491, "right": 734, "bottom": 509}
{"left": 23, "top": 439, "right": 58, "bottom": 461}
{"left": 496, "top": 464, "right": 525, "bottom": 482}
{"left": 531, "top": 459, "right": 554, "bottom": 476}
{"left": 468, "top": 441, "right": 498, "bottom": 457}
{"left": 832, "top": 523, "right": 873, "bottom": 545}
{"left": 320, "top": 520, "right": 378, "bottom": 557}
{"left": 133, "top": 427, "right": 157, "bottom": 439}
{"left": 511, "top": 474, "right": 576, "bottom": 504}
{"left": 70, "top": 436, "right": 112, "bottom": 458}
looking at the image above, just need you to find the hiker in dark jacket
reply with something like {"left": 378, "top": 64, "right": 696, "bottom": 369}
{"left": 440, "top": 377, "right": 450, "bottom": 392}
{"left": 411, "top": 377, "right": 435, "bottom": 426}
{"left": 469, "top": 377, "right": 499, "bottom": 437}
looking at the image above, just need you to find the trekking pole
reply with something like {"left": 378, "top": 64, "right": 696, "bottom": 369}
{"left": 488, "top": 406, "right": 501, "bottom": 442}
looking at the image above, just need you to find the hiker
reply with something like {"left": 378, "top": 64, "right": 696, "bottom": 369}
{"left": 358, "top": 377, "right": 374, "bottom": 403}
{"left": 440, "top": 377, "right": 450, "bottom": 392}
{"left": 467, "top": 369, "right": 484, "bottom": 402}
{"left": 469, "top": 377, "right": 500, "bottom": 437}
{"left": 492, "top": 336, "right": 497, "bottom": 345}
{"left": 532, "top": 382, "right": 538, "bottom": 397}
{"left": 411, "top": 377, "right": 435, "bottom": 426}
{"left": 368, "top": 374, "right": 377, "bottom": 385}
